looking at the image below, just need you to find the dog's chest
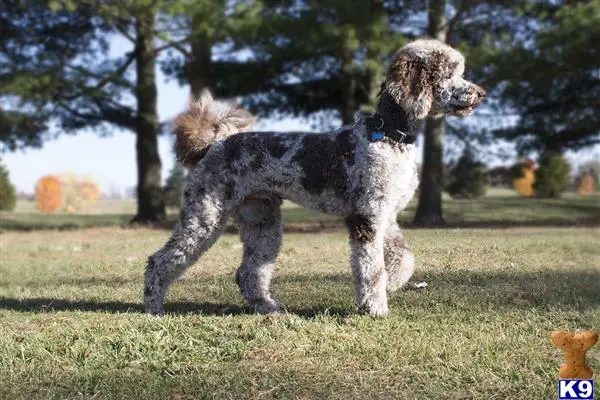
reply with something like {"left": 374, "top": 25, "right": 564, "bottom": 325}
{"left": 366, "top": 144, "right": 419, "bottom": 213}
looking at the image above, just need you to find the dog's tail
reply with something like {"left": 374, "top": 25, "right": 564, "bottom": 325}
{"left": 174, "top": 90, "right": 256, "bottom": 166}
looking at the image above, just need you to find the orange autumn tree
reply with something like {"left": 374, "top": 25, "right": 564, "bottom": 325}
{"left": 57, "top": 173, "right": 101, "bottom": 213}
{"left": 35, "top": 174, "right": 102, "bottom": 213}
{"left": 577, "top": 172, "right": 597, "bottom": 196}
{"left": 512, "top": 159, "right": 537, "bottom": 197}
{"left": 35, "top": 175, "right": 63, "bottom": 213}
{"left": 79, "top": 178, "right": 102, "bottom": 204}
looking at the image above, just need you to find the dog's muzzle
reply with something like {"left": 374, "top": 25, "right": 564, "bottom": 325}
{"left": 450, "top": 84, "right": 486, "bottom": 117}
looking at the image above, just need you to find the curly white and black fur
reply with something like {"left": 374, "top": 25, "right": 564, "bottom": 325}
{"left": 144, "top": 39, "right": 485, "bottom": 316}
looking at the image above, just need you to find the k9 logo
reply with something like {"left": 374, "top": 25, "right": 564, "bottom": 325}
{"left": 558, "top": 380, "right": 595, "bottom": 400}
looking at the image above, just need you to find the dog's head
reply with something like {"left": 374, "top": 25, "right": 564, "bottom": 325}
{"left": 384, "top": 39, "right": 485, "bottom": 120}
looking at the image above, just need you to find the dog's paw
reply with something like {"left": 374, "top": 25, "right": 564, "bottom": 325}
{"left": 144, "top": 296, "right": 166, "bottom": 316}
{"left": 145, "top": 306, "right": 166, "bottom": 316}
{"left": 358, "top": 298, "right": 389, "bottom": 317}
{"left": 252, "top": 298, "right": 281, "bottom": 315}
{"left": 368, "top": 303, "right": 389, "bottom": 317}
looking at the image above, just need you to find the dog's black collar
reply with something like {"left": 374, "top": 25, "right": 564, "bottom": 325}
{"left": 363, "top": 112, "right": 416, "bottom": 145}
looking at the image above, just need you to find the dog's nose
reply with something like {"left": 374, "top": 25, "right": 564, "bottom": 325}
{"left": 474, "top": 86, "right": 486, "bottom": 99}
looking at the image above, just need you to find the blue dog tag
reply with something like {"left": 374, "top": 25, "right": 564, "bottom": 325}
{"left": 370, "top": 132, "right": 385, "bottom": 141}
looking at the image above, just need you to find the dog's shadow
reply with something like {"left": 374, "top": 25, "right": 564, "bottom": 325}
{"left": 0, "top": 297, "right": 240, "bottom": 316}
{"left": 2, "top": 268, "right": 598, "bottom": 318}
{"left": 0, "top": 296, "right": 353, "bottom": 318}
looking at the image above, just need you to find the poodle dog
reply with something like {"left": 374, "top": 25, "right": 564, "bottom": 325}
{"left": 144, "top": 39, "right": 485, "bottom": 316}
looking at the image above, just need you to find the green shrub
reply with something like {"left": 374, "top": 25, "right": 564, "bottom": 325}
{"left": 163, "top": 163, "right": 186, "bottom": 207}
{"left": 445, "top": 148, "right": 488, "bottom": 199}
{"left": 534, "top": 151, "right": 571, "bottom": 198}
{"left": 0, "top": 163, "right": 17, "bottom": 211}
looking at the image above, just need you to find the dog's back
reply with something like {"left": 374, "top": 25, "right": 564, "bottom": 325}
{"left": 186, "top": 127, "right": 360, "bottom": 215}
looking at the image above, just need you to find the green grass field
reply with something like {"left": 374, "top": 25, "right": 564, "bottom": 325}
{"left": 2, "top": 190, "right": 599, "bottom": 231}
{"left": 0, "top": 194, "right": 599, "bottom": 399}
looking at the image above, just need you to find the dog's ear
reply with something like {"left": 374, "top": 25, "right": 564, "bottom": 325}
{"left": 385, "top": 51, "right": 433, "bottom": 119}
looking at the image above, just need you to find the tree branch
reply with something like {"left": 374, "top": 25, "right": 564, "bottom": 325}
{"left": 96, "top": 104, "right": 136, "bottom": 130}
{"left": 59, "top": 54, "right": 136, "bottom": 102}
{"left": 55, "top": 102, "right": 103, "bottom": 126}
{"left": 56, "top": 100, "right": 136, "bottom": 131}
{"left": 92, "top": 52, "right": 136, "bottom": 90}
{"left": 116, "top": 24, "right": 135, "bottom": 43}
{"left": 155, "top": 38, "right": 190, "bottom": 56}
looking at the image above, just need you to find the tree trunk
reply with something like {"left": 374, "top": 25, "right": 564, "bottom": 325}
{"left": 412, "top": 0, "right": 447, "bottom": 226}
{"left": 340, "top": 72, "right": 357, "bottom": 125}
{"left": 339, "top": 44, "right": 358, "bottom": 125}
{"left": 131, "top": 10, "right": 166, "bottom": 224}
{"left": 414, "top": 117, "right": 445, "bottom": 225}
{"left": 427, "top": 0, "right": 447, "bottom": 42}
{"left": 187, "top": 13, "right": 212, "bottom": 97}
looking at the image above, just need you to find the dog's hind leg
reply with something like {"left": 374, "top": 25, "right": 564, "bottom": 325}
{"left": 384, "top": 222, "right": 415, "bottom": 293}
{"left": 144, "top": 195, "right": 229, "bottom": 315}
{"left": 234, "top": 196, "right": 283, "bottom": 314}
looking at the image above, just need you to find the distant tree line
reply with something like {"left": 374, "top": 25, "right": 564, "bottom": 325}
{"left": 1, "top": 0, "right": 598, "bottom": 223}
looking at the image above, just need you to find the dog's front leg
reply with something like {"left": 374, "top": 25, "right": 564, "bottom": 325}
{"left": 345, "top": 215, "right": 388, "bottom": 316}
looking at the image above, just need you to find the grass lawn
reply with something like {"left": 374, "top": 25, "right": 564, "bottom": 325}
{"left": 2, "top": 190, "right": 599, "bottom": 231}
{"left": 1, "top": 225, "right": 599, "bottom": 399}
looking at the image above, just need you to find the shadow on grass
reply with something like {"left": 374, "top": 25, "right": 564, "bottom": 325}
{"left": 1, "top": 268, "right": 599, "bottom": 317}
{"left": 415, "top": 217, "right": 600, "bottom": 229}
{"left": 2, "top": 196, "right": 599, "bottom": 232}
{"left": 2, "top": 216, "right": 600, "bottom": 233}
{"left": 0, "top": 296, "right": 354, "bottom": 318}
{"left": 408, "top": 268, "right": 600, "bottom": 311}
{"left": 0, "top": 297, "right": 247, "bottom": 315}
{"left": 3, "top": 216, "right": 599, "bottom": 233}
{"left": 0, "top": 213, "right": 136, "bottom": 231}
